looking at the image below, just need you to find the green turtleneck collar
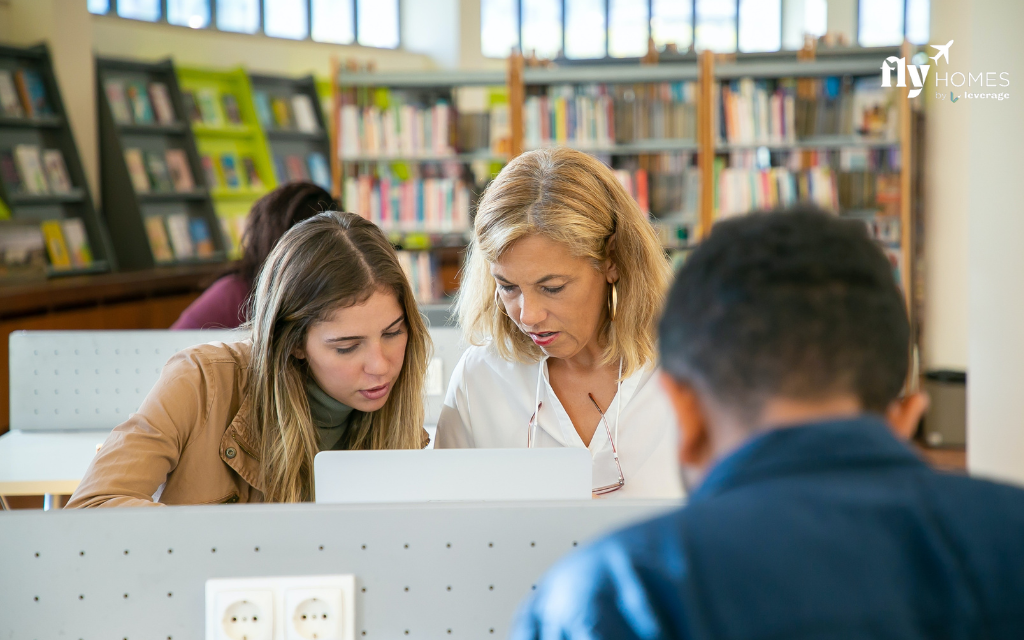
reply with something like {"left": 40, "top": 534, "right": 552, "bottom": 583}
{"left": 305, "top": 376, "right": 354, "bottom": 450}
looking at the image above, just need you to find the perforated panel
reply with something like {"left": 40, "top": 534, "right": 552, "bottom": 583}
{"left": 0, "top": 500, "right": 678, "bottom": 639}
{"left": 9, "top": 330, "right": 245, "bottom": 430}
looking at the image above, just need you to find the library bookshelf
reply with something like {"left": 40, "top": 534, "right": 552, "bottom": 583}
{"left": 0, "top": 44, "right": 116, "bottom": 281}
{"left": 97, "top": 56, "right": 226, "bottom": 270}
{"left": 332, "top": 44, "right": 918, "bottom": 319}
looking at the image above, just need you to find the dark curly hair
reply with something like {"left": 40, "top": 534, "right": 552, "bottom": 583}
{"left": 659, "top": 206, "right": 909, "bottom": 421}
{"left": 235, "top": 182, "right": 338, "bottom": 286}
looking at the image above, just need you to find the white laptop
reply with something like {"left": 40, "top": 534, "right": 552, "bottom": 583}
{"left": 314, "top": 449, "right": 592, "bottom": 503}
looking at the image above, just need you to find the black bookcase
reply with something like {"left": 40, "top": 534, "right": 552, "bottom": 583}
{"left": 248, "top": 73, "right": 331, "bottom": 190}
{"left": 96, "top": 56, "right": 228, "bottom": 270}
{"left": 0, "top": 43, "right": 116, "bottom": 279}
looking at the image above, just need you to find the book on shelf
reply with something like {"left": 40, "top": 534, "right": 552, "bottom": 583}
{"left": 253, "top": 91, "right": 274, "bottom": 128}
{"left": 41, "top": 149, "right": 72, "bottom": 194}
{"left": 200, "top": 154, "right": 219, "bottom": 188}
{"left": 60, "top": 217, "right": 93, "bottom": 267}
{"left": 343, "top": 167, "right": 471, "bottom": 233}
{"left": 272, "top": 154, "right": 288, "bottom": 183}
{"left": 613, "top": 168, "right": 650, "bottom": 215}
{"left": 15, "top": 69, "right": 52, "bottom": 117}
{"left": 148, "top": 82, "right": 176, "bottom": 125}
{"left": 124, "top": 148, "right": 151, "bottom": 192}
{"left": 105, "top": 80, "right": 133, "bottom": 124}
{"left": 40, "top": 219, "right": 71, "bottom": 269}
{"left": 307, "top": 152, "right": 330, "bottom": 190}
{"left": 285, "top": 155, "right": 309, "bottom": 182}
{"left": 241, "top": 156, "right": 263, "bottom": 190}
{"left": 195, "top": 88, "right": 222, "bottom": 126}
{"left": 145, "top": 151, "right": 174, "bottom": 192}
{"left": 397, "top": 250, "right": 444, "bottom": 303}
{"left": 166, "top": 212, "right": 194, "bottom": 259}
{"left": 126, "top": 81, "right": 154, "bottom": 124}
{"left": 291, "top": 94, "right": 319, "bottom": 133}
{"left": 0, "top": 71, "right": 25, "bottom": 117}
{"left": 716, "top": 76, "right": 897, "bottom": 145}
{"left": 0, "top": 225, "right": 46, "bottom": 278}
{"left": 219, "top": 153, "right": 241, "bottom": 188}
{"left": 189, "top": 217, "right": 215, "bottom": 258}
{"left": 144, "top": 215, "right": 174, "bottom": 263}
{"left": 182, "top": 90, "right": 204, "bottom": 124}
{"left": 221, "top": 93, "right": 243, "bottom": 125}
{"left": 271, "top": 97, "right": 293, "bottom": 129}
{"left": 219, "top": 214, "right": 248, "bottom": 258}
{"left": 165, "top": 149, "right": 195, "bottom": 191}
{"left": 0, "top": 150, "right": 22, "bottom": 192}
{"left": 14, "top": 144, "right": 49, "bottom": 194}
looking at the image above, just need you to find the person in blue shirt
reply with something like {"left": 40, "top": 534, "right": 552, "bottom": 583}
{"left": 510, "top": 207, "right": 1024, "bottom": 640}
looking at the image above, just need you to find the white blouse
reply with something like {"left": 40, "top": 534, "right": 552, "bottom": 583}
{"left": 434, "top": 344, "right": 685, "bottom": 500}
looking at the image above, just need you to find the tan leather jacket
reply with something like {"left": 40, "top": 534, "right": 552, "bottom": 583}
{"left": 66, "top": 340, "right": 427, "bottom": 508}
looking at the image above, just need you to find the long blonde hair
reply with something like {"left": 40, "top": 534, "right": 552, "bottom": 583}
{"left": 245, "top": 211, "right": 430, "bottom": 503}
{"left": 457, "top": 147, "right": 670, "bottom": 378}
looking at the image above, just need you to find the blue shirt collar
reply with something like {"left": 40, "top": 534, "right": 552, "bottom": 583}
{"left": 690, "top": 415, "right": 926, "bottom": 503}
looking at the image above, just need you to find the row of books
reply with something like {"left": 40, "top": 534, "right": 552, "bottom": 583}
{"left": 253, "top": 91, "right": 320, "bottom": 133}
{"left": 144, "top": 212, "right": 216, "bottom": 263}
{"left": 344, "top": 173, "right": 472, "bottom": 232}
{"left": 716, "top": 77, "right": 896, "bottom": 145}
{"left": 0, "top": 68, "right": 52, "bottom": 119}
{"left": 524, "top": 82, "right": 698, "bottom": 149}
{"left": 123, "top": 148, "right": 194, "bottom": 193}
{"left": 105, "top": 79, "right": 176, "bottom": 126}
{"left": 339, "top": 102, "right": 455, "bottom": 158}
{"left": 182, "top": 89, "right": 248, "bottom": 128}
{"left": 271, "top": 152, "right": 330, "bottom": 190}
{"left": 198, "top": 152, "right": 263, "bottom": 192}
{"left": 397, "top": 250, "right": 445, "bottom": 303}
{"left": 716, "top": 166, "right": 842, "bottom": 217}
{"left": 0, "top": 217, "right": 93, "bottom": 275}
{"left": 0, "top": 145, "right": 73, "bottom": 195}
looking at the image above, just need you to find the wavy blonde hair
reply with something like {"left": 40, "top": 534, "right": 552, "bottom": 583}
{"left": 245, "top": 211, "right": 430, "bottom": 503}
{"left": 457, "top": 147, "right": 670, "bottom": 378}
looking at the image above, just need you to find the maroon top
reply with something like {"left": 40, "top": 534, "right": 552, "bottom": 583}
{"left": 171, "top": 274, "right": 250, "bottom": 330}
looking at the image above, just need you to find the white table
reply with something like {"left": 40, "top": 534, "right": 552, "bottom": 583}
{"left": 0, "top": 429, "right": 110, "bottom": 509}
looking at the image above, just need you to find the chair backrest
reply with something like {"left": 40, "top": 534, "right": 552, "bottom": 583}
{"left": 9, "top": 327, "right": 469, "bottom": 431}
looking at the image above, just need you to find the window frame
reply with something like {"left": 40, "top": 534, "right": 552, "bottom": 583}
{"left": 856, "top": 0, "right": 927, "bottom": 48}
{"left": 491, "top": 0, "right": 789, "bottom": 61}
{"left": 90, "top": 0, "right": 402, "bottom": 50}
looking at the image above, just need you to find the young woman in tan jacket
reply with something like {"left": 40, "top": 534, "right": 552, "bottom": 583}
{"left": 67, "top": 211, "right": 431, "bottom": 507}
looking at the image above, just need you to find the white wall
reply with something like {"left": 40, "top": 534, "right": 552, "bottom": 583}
{"left": 966, "top": 0, "right": 1024, "bottom": 486}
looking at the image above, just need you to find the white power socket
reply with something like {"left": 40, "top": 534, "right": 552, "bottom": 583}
{"left": 206, "top": 575, "right": 355, "bottom": 640}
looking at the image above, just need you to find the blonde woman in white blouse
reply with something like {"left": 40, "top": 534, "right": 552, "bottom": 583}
{"left": 434, "top": 148, "right": 683, "bottom": 499}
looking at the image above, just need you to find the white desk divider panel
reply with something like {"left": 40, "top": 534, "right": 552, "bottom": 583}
{"left": 1, "top": 330, "right": 242, "bottom": 502}
{"left": 0, "top": 500, "right": 679, "bottom": 638}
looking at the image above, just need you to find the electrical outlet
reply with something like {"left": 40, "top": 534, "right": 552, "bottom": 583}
{"left": 206, "top": 575, "right": 355, "bottom": 640}
{"left": 211, "top": 589, "right": 273, "bottom": 640}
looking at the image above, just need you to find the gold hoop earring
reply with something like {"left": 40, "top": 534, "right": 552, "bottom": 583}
{"left": 607, "top": 282, "right": 618, "bottom": 322}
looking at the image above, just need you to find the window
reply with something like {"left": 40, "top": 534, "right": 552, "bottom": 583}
{"left": 217, "top": 0, "right": 261, "bottom": 33}
{"left": 738, "top": 0, "right": 781, "bottom": 53}
{"left": 357, "top": 0, "right": 399, "bottom": 48}
{"left": 312, "top": 0, "right": 355, "bottom": 45}
{"left": 565, "top": 0, "right": 606, "bottom": 60}
{"left": 87, "top": 0, "right": 399, "bottom": 48}
{"left": 117, "top": 0, "right": 161, "bottom": 21}
{"left": 651, "top": 0, "right": 693, "bottom": 52}
{"left": 695, "top": 0, "right": 737, "bottom": 52}
{"left": 482, "top": 0, "right": 519, "bottom": 58}
{"left": 264, "top": 0, "right": 309, "bottom": 40}
{"left": 608, "top": 0, "right": 649, "bottom": 58}
{"left": 859, "top": 0, "right": 929, "bottom": 47}
{"left": 522, "top": 0, "right": 563, "bottom": 59}
{"left": 168, "top": 0, "right": 210, "bottom": 29}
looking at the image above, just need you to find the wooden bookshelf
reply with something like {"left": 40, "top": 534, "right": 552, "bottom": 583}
{"left": 96, "top": 56, "right": 226, "bottom": 270}
{"left": 0, "top": 43, "right": 116, "bottom": 280}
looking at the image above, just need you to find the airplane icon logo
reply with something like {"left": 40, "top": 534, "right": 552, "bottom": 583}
{"left": 930, "top": 40, "right": 953, "bottom": 64}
